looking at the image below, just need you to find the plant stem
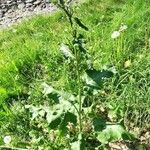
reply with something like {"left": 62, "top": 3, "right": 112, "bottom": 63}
{"left": 75, "top": 46, "right": 82, "bottom": 133}
{"left": 73, "top": 44, "right": 82, "bottom": 150}
{"left": 77, "top": 64, "right": 82, "bottom": 150}
{"left": 78, "top": 73, "right": 82, "bottom": 133}
{"left": 57, "top": 1, "right": 83, "bottom": 148}
{"left": 58, "top": 3, "right": 73, "bottom": 27}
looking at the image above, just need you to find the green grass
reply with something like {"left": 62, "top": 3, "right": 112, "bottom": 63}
{"left": 0, "top": 0, "right": 150, "bottom": 148}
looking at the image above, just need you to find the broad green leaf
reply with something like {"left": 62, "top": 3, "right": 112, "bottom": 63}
{"left": 83, "top": 69, "right": 114, "bottom": 88}
{"left": 26, "top": 83, "right": 78, "bottom": 130}
{"left": 48, "top": 93, "right": 60, "bottom": 104}
{"left": 46, "top": 106, "right": 64, "bottom": 124}
{"left": 97, "top": 124, "right": 125, "bottom": 144}
{"left": 44, "top": 98, "right": 76, "bottom": 125}
{"left": 42, "top": 82, "right": 56, "bottom": 96}
{"left": 58, "top": 91, "right": 76, "bottom": 102}
{"left": 93, "top": 118, "right": 106, "bottom": 132}
{"left": 25, "top": 105, "right": 42, "bottom": 120}
{"left": 82, "top": 72, "right": 99, "bottom": 88}
{"left": 86, "top": 69, "right": 113, "bottom": 84}
{"left": 40, "top": 83, "right": 78, "bottom": 128}
{"left": 42, "top": 82, "right": 76, "bottom": 103}
{"left": 49, "top": 117, "right": 62, "bottom": 129}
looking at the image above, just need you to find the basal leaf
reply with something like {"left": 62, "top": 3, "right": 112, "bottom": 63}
{"left": 86, "top": 69, "right": 113, "bottom": 83}
{"left": 49, "top": 117, "right": 62, "bottom": 129}
{"left": 46, "top": 106, "right": 64, "bottom": 124}
{"left": 97, "top": 124, "right": 125, "bottom": 144}
{"left": 42, "top": 83, "right": 76, "bottom": 103}
{"left": 83, "top": 69, "right": 114, "bottom": 88}
{"left": 41, "top": 83, "right": 78, "bottom": 126}
{"left": 93, "top": 117, "right": 106, "bottom": 132}
{"left": 42, "top": 82, "right": 56, "bottom": 96}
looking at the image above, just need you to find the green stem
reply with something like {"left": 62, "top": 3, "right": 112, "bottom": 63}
{"left": 75, "top": 47, "right": 82, "bottom": 132}
{"left": 58, "top": 4, "right": 73, "bottom": 27}
{"left": 78, "top": 74, "right": 82, "bottom": 133}
{"left": 77, "top": 66, "right": 82, "bottom": 150}
{"left": 74, "top": 45, "right": 82, "bottom": 150}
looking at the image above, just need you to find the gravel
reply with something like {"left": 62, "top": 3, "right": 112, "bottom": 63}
{"left": 0, "top": 0, "right": 57, "bottom": 28}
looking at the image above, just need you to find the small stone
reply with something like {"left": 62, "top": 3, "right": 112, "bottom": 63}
{"left": 18, "top": 3, "right": 25, "bottom": 9}
{"left": 33, "top": 0, "right": 41, "bottom": 6}
{"left": 1, "top": 5, "right": 6, "bottom": 9}
{"left": 45, "top": 0, "right": 50, "bottom": 3}
{"left": 26, "top": 3, "right": 33, "bottom": 8}
{"left": 11, "top": 5, "right": 18, "bottom": 11}
{"left": 7, "top": 0, "right": 12, "bottom": 4}
{"left": 26, "top": 0, "right": 35, "bottom": 3}
{"left": 7, "top": 9, "right": 13, "bottom": 13}
{"left": 17, "top": 0, "right": 22, "bottom": 3}
{"left": 41, "top": 3, "right": 46, "bottom": 8}
{"left": 2, "top": 8, "right": 8, "bottom": 14}
{"left": 0, "top": 10, "right": 4, "bottom": 18}
{"left": 34, "top": 6, "right": 42, "bottom": 12}
{"left": 0, "top": 12, "right": 4, "bottom": 18}
{"left": 12, "top": 1, "right": 17, "bottom": 6}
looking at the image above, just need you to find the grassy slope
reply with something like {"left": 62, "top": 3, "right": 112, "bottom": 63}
{"left": 0, "top": 0, "right": 150, "bottom": 145}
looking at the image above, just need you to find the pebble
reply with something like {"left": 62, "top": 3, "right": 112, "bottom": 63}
{"left": 33, "top": 0, "right": 41, "bottom": 6}
{"left": 0, "top": 11, "right": 4, "bottom": 18}
{"left": 18, "top": 3, "right": 25, "bottom": 9}
{"left": 26, "top": 0, "right": 35, "bottom": 3}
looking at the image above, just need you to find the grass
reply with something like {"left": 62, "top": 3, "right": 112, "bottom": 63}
{"left": 0, "top": 0, "right": 150, "bottom": 148}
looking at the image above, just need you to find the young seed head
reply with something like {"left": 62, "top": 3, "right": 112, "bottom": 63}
{"left": 82, "top": 120, "right": 93, "bottom": 134}
{"left": 111, "top": 31, "right": 120, "bottom": 39}
{"left": 124, "top": 60, "right": 131, "bottom": 68}
{"left": 3, "top": 135, "right": 11, "bottom": 144}
{"left": 49, "top": 130, "right": 56, "bottom": 142}
{"left": 67, "top": 122, "right": 76, "bottom": 134}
